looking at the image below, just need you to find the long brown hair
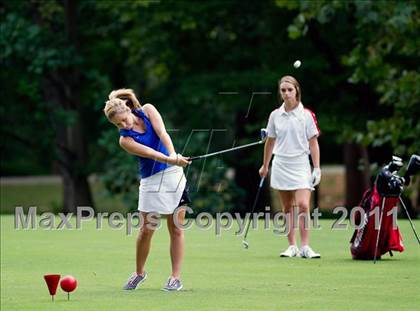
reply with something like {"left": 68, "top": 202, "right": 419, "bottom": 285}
{"left": 278, "top": 75, "right": 301, "bottom": 103}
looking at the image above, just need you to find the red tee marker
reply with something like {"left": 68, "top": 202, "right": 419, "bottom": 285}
{"left": 60, "top": 275, "right": 77, "bottom": 300}
{"left": 43, "top": 274, "right": 61, "bottom": 301}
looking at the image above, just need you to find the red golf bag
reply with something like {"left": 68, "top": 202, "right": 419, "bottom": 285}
{"left": 350, "top": 186, "right": 404, "bottom": 260}
{"left": 349, "top": 155, "right": 420, "bottom": 261}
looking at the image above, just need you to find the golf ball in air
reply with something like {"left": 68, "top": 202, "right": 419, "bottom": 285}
{"left": 293, "top": 60, "right": 301, "bottom": 68}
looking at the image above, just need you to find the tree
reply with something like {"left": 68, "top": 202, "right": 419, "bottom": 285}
{"left": 277, "top": 0, "right": 420, "bottom": 209}
{"left": 3, "top": 0, "right": 417, "bottom": 215}
{"left": 1, "top": 1, "right": 112, "bottom": 213}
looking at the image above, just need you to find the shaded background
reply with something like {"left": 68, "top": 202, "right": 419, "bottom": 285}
{"left": 1, "top": 0, "right": 419, "bottom": 216}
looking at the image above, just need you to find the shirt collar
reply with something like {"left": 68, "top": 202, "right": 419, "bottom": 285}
{"left": 279, "top": 102, "right": 304, "bottom": 116}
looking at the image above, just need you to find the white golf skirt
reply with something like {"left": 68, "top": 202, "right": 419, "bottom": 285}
{"left": 138, "top": 166, "right": 186, "bottom": 214}
{"left": 270, "top": 154, "right": 314, "bottom": 191}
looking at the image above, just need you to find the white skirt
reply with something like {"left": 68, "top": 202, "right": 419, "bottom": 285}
{"left": 138, "top": 166, "right": 186, "bottom": 214}
{"left": 270, "top": 154, "right": 313, "bottom": 191}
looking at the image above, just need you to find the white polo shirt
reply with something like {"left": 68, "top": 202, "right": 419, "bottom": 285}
{"left": 266, "top": 102, "right": 320, "bottom": 158}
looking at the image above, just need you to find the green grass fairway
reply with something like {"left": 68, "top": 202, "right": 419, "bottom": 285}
{"left": 1, "top": 215, "right": 419, "bottom": 310}
{"left": 0, "top": 181, "right": 127, "bottom": 214}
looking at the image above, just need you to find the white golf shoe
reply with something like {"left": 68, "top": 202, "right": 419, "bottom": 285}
{"left": 280, "top": 245, "right": 300, "bottom": 257}
{"left": 300, "top": 245, "right": 321, "bottom": 259}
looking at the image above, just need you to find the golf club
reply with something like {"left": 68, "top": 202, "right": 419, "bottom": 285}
{"left": 404, "top": 154, "right": 420, "bottom": 186}
{"left": 373, "top": 197, "right": 386, "bottom": 264}
{"left": 242, "top": 177, "right": 265, "bottom": 249}
{"left": 399, "top": 154, "right": 420, "bottom": 245}
{"left": 398, "top": 197, "right": 420, "bottom": 245}
{"left": 189, "top": 128, "right": 267, "bottom": 161}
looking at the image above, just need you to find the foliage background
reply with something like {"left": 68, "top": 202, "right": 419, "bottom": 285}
{"left": 1, "top": 0, "right": 419, "bottom": 214}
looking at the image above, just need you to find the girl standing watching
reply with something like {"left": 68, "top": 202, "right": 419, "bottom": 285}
{"left": 259, "top": 76, "right": 321, "bottom": 258}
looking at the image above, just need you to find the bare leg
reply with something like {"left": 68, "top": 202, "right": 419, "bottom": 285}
{"left": 295, "top": 189, "right": 311, "bottom": 246}
{"left": 167, "top": 208, "right": 186, "bottom": 279}
{"left": 278, "top": 190, "right": 297, "bottom": 245}
{"left": 135, "top": 212, "right": 157, "bottom": 275}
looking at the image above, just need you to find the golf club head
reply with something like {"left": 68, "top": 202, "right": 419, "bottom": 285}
{"left": 406, "top": 154, "right": 420, "bottom": 176}
{"left": 242, "top": 240, "right": 249, "bottom": 249}
{"left": 376, "top": 156, "right": 405, "bottom": 197}
{"left": 260, "top": 128, "right": 267, "bottom": 142}
{"left": 387, "top": 155, "right": 403, "bottom": 173}
{"left": 404, "top": 154, "right": 420, "bottom": 185}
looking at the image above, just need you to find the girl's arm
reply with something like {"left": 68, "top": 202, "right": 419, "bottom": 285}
{"left": 142, "top": 104, "right": 176, "bottom": 155}
{"left": 309, "top": 136, "right": 320, "bottom": 168}
{"left": 119, "top": 136, "right": 179, "bottom": 165}
{"left": 259, "top": 137, "right": 275, "bottom": 177}
{"left": 263, "top": 137, "right": 275, "bottom": 168}
{"left": 309, "top": 136, "right": 321, "bottom": 186}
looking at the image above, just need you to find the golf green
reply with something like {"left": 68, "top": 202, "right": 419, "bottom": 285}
{"left": 1, "top": 215, "right": 419, "bottom": 310}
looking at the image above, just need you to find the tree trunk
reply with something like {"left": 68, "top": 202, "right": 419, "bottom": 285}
{"left": 344, "top": 143, "right": 370, "bottom": 209}
{"left": 60, "top": 0, "right": 94, "bottom": 213}
{"left": 61, "top": 168, "right": 93, "bottom": 214}
{"left": 33, "top": 0, "right": 94, "bottom": 213}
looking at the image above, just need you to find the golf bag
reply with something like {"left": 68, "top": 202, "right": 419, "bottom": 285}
{"left": 350, "top": 155, "right": 420, "bottom": 261}
{"left": 350, "top": 187, "right": 404, "bottom": 260}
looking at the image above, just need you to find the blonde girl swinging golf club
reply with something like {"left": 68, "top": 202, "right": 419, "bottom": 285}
{"left": 104, "top": 89, "right": 191, "bottom": 291}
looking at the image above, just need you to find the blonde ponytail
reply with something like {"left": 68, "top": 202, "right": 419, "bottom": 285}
{"left": 103, "top": 88, "right": 141, "bottom": 120}
{"left": 108, "top": 88, "right": 141, "bottom": 109}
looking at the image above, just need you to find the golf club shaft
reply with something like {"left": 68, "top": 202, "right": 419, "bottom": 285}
{"left": 243, "top": 177, "right": 265, "bottom": 240}
{"left": 190, "top": 140, "right": 264, "bottom": 161}
{"left": 374, "top": 197, "right": 386, "bottom": 263}
{"left": 399, "top": 197, "right": 420, "bottom": 245}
